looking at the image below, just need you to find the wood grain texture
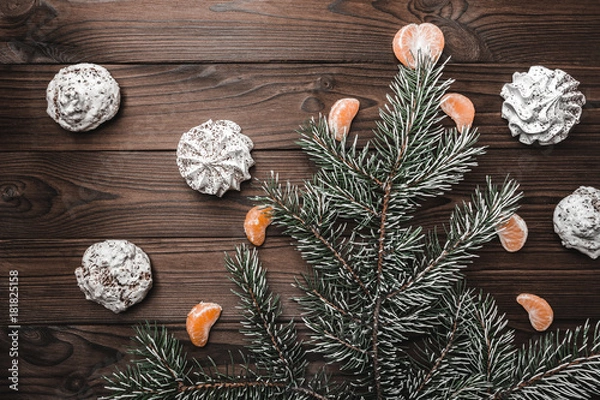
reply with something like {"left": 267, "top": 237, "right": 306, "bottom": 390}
{"left": 1, "top": 0, "right": 600, "bottom": 398}
{"left": 0, "top": 63, "right": 599, "bottom": 151}
{"left": 1, "top": 149, "right": 599, "bottom": 239}
{"left": 1, "top": 0, "right": 600, "bottom": 64}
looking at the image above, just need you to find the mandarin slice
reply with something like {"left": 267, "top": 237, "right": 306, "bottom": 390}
{"left": 244, "top": 205, "right": 273, "bottom": 246}
{"left": 392, "top": 23, "right": 445, "bottom": 69}
{"left": 496, "top": 213, "right": 528, "bottom": 252}
{"left": 517, "top": 293, "right": 554, "bottom": 332}
{"left": 186, "top": 302, "right": 222, "bottom": 347}
{"left": 328, "top": 98, "right": 360, "bottom": 141}
{"left": 440, "top": 92, "right": 475, "bottom": 132}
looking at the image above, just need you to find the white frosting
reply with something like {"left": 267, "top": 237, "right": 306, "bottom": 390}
{"left": 176, "top": 120, "right": 255, "bottom": 197}
{"left": 46, "top": 63, "right": 120, "bottom": 132}
{"left": 553, "top": 186, "right": 600, "bottom": 259}
{"left": 500, "top": 66, "right": 585, "bottom": 145}
{"left": 75, "top": 240, "right": 153, "bottom": 313}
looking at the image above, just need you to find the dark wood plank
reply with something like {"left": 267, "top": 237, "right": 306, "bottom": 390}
{"left": 0, "top": 63, "right": 598, "bottom": 151}
{"left": 1, "top": 147, "right": 599, "bottom": 239}
{"left": 1, "top": 0, "right": 600, "bottom": 64}
{"left": 0, "top": 238, "right": 307, "bottom": 325}
{"left": 0, "top": 150, "right": 305, "bottom": 239}
{"left": 2, "top": 236, "right": 599, "bottom": 325}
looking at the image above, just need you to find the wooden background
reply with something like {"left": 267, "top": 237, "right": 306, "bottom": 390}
{"left": 1, "top": 0, "right": 600, "bottom": 398}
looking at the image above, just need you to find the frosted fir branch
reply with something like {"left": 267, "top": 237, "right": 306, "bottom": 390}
{"left": 392, "top": 126, "right": 484, "bottom": 196}
{"left": 494, "top": 321, "right": 600, "bottom": 399}
{"left": 105, "top": 38, "right": 600, "bottom": 400}
{"left": 467, "top": 291, "right": 517, "bottom": 390}
{"left": 103, "top": 301, "right": 334, "bottom": 400}
{"left": 297, "top": 59, "right": 470, "bottom": 230}
{"left": 102, "top": 324, "right": 286, "bottom": 400}
{"left": 258, "top": 174, "right": 371, "bottom": 297}
{"left": 225, "top": 245, "right": 308, "bottom": 384}
{"left": 298, "top": 116, "right": 383, "bottom": 186}
{"left": 407, "top": 285, "right": 473, "bottom": 400}
{"left": 295, "top": 269, "right": 366, "bottom": 324}
{"left": 311, "top": 168, "right": 382, "bottom": 229}
{"left": 297, "top": 119, "right": 385, "bottom": 231}
{"left": 385, "top": 176, "right": 521, "bottom": 305}
{"left": 399, "top": 284, "right": 517, "bottom": 400}
{"left": 101, "top": 323, "right": 191, "bottom": 400}
{"left": 373, "top": 58, "right": 452, "bottom": 178}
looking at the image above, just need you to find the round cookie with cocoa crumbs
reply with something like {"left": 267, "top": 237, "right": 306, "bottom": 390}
{"left": 553, "top": 186, "right": 600, "bottom": 259}
{"left": 75, "top": 240, "right": 152, "bottom": 313}
{"left": 46, "top": 63, "right": 120, "bottom": 132}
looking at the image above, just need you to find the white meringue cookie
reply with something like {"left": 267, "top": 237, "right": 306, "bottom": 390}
{"left": 553, "top": 186, "right": 600, "bottom": 259}
{"left": 46, "top": 63, "right": 120, "bottom": 132}
{"left": 75, "top": 240, "right": 153, "bottom": 313}
{"left": 500, "top": 66, "right": 585, "bottom": 145}
{"left": 176, "top": 120, "right": 255, "bottom": 197}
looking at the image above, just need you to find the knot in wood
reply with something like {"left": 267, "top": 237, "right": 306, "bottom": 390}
{"left": 0, "top": 0, "right": 37, "bottom": 22}
{"left": 1, "top": 183, "right": 20, "bottom": 202}
{"left": 64, "top": 373, "right": 87, "bottom": 393}
{"left": 316, "top": 75, "right": 335, "bottom": 91}
{"left": 301, "top": 96, "right": 324, "bottom": 113}
{"left": 410, "top": 0, "right": 451, "bottom": 14}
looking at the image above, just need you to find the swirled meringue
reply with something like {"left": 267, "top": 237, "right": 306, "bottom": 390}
{"left": 176, "top": 120, "right": 254, "bottom": 197}
{"left": 500, "top": 66, "right": 585, "bottom": 145}
{"left": 46, "top": 63, "right": 120, "bottom": 132}
{"left": 553, "top": 186, "right": 600, "bottom": 259}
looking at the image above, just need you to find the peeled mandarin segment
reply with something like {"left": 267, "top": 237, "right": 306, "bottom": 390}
{"left": 328, "top": 98, "right": 360, "bottom": 141}
{"left": 516, "top": 293, "right": 554, "bottom": 332}
{"left": 496, "top": 213, "right": 528, "bottom": 252}
{"left": 440, "top": 92, "right": 475, "bottom": 132}
{"left": 186, "top": 302, "right": 222, "bottom": 347}
{"left": 244, "top": 205, "right": 273, "bottom": 246}
{"left": 392, "top": 22, "right": 445, "bottom": 69}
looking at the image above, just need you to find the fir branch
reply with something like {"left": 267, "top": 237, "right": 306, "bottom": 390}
{"left": 102, "top": 322, "right": 191, "bottom": 400}
{"left": 372, "top": 58, "right": 451, "bottom": 183}
{"left": 407, "top": 284, "right": 473, "bottom": 399}
{"left": 298, "top": 116, "right": 383, "bottom": 186}
{"left": 103, "top": 303, "right": 333, "bottom": 400}
{"left": 385, "top": 177, "right": 521, "bottom": 307}
{"left": 494, "top": 321, "right": 600, "bottom": 399}
{"left": 468, "top": 291, "right": 516, "bottom": 391}
{"left": 259, "top": 174, "right": 372, "bottom": 297}
{"left": 225, "top": 245, "right": 308, "bottom": 384}
{"left": 400, "top": 284, "right": 516, "bottom": 400}
{"left": 295, "top": 270, "right": 364, "bottom": 324}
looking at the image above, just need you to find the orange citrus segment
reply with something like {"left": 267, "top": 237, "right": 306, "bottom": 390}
{"left": 496, "top": 213, "right": 528, "bottom": 252}
{"left": 440, "top": 92, "right": 475, "bottom": 132}
{"left": 244, "top": 205, "right": 273, "bottom": 246}
{"left": 328, "top": 98, "right": 360, "bottom": 141}
{"left": 516, "top": 293, "right": 554, "bottom": 332}
{"left": 186, "top": 302, "right": 222, "bottom": 347}
{"left": 392, "top": 23, "right": 445, "bottom": 69}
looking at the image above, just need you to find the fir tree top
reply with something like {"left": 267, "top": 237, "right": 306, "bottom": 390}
{"left": 103, "top": 25, "right": 600, "bottom": 400}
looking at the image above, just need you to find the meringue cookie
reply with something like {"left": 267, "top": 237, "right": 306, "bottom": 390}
{"left": 500, "top": 66, "right": 585, "bottom": 145}
{"left": 75, "top": 240, "right": 153, "bottom": 313}
{"left": 176, "top": 119, "right": 255, "bottom": 197}
{"left": 46, "top": 63, "right": 120, "bottom": 132}
{"left": 553, "top": 186, "right": 600, "bottom": 259}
